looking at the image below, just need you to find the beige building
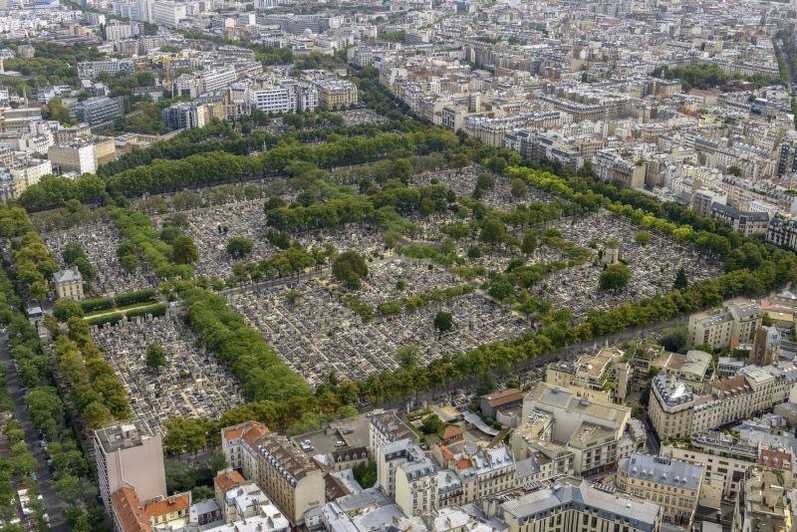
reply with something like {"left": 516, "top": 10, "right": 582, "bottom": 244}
{"left": 94, "top": 421, "right": 167, "bottom": 513}
{"left": 315, "top": 79, "right": 358, "bottom": 110}
{"left": 221, "top": 421, "right": 324, "bottom": 526}
{"left": 544, "top": 347, "right": 630, "bottom": 403}
{"left": 520, "top": 383, "right": 634, "bottom": 475}
{"left": 616, "top": 453, "right": 703, "bottom": 527}
{"left": 649, "top": 363, "right": 797, "bottom": 441}
{"left": 688, "top": 299, "right": 762, "bottom": 350}
{"left": 54, "top": 267, "right": 84, "bottom": 300}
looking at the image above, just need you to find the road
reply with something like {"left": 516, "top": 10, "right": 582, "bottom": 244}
{"left": 0, "top": 334, "right": 67, "bottom": 531}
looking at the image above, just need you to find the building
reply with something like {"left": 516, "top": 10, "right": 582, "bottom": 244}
{"left": 545, "top": 347, "right": 630, "bottom": 403}
{"left": 105, "top": 21, "right": 134, "bottom": 41}
{"left": 220, "top": 422, "right": 324, "bottom": 526}
{"left": 248, "top": 82, "right": 318, "bottom": 115}
{"left": 394, "top": 451, "right": 438, "bottom": 517}
{"left": 493, "top": 477, "right": 663, "bottom": 532}
{"left": 751, "top": 326, "right": 781, "bottom": 366}
{"left": 733, "top": 466, "right": 797, "bottom": 532}
{"left": 48, "top": 139, "right": 97, "bottom": 175}
{"left": 77, "top": 59, "right": 135, "bottom": 80}
{"left": 314, "top": 79, "right": 358, "bottom": 110}
{"left": 616, "top": 453, "right": 703, "bottom": 527}
{"left": 648, "top": 363, "right": 797, "bottom": 441}
{"left": 53, "top": 267, "right": 84, "bottom": 300}
{"left": 520, "top": 382, "right": 633, "bottom": 475}
{"left": 687, "top": 299, "right": 762, "bottom": 350}
{"left": 110, "top": 486, "right": 149, "bottom": 532}
{"left": 73, "top": 96, "right": 124, "bottom": 126}
{"left": 767, "top": 214, "right": 797, "bottom": 251}
{"left": 151, "top": 0, "right": 187, "bottom": 26}
{"left": 94, "top": 421, "right": 167, "bottom": 512}
{"left": 368, "top": 409, "right": 416, "bottom": 456}
{"left": 480, "top": 388, "right": 523, "bottom": 419}
{"left": 662, "top": 430, "right": 794, "bottom": 503}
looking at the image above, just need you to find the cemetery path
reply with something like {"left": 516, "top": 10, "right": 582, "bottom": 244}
{"left": 0, "top": 334, "right": 68, "bottom": 531}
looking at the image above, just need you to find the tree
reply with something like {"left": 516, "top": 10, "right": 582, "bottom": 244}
{"left": 53, "top": 298, "right": 83, "bottom": 322}
{"left": 521, "top": 231, "right": 538, "bottom": 254}
{"left": 479, "top": 217, "right": 507, "bottom": 244}
{"left": 146, "top": 343, "right": 167, "bottom": 371}
{"left": 434, "top": 311, "right": 453, "bottom": 332}
{"left": 599, "top": 263, "right": 631, "bottom": 291}
{"left": 510, "top": 178, "right": 527, "bottom": 198}
{"left": 396, "top": 344, "right": 418, "bottom": 368}
{"left": 226, "top": 236, "right": 253, "bottom": 258}
{"left": 171, "top": 235, "right": 198, "bottom": 265}
{"left": 673, "top": 266, "right": 688, "bottom": 290}
{"left": 332, "top": 251, "right": 368, "bottom": 289}
{"left": 420, "top": 414, "right": 443, "bottom": 434}
{"left": 164, "top": 417, "right": 209, "bottom": 455}
{"left": 42, "top": 98, "right": 73, "bottom": 126}
{"left": 634, "top": 231, "right": 651, "bottom": 246}
{"left": 488, "top": 277, "right": 514, "bottom": 301}
{"left": 352, "top": 459, "right": 377, "bottom": 488}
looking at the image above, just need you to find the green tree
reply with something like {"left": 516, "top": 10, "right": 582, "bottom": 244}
{"left": 332, "top": 251, "right": 368, "bottom": 289}
{"left": 420, "top": 414, "right": 443, "bottom": 434}
{"left": 352, "top": 459, "right": 377, "bottom": 488}
{"left": 396, "top": 344, "right": 419, "bottom": 368}
{"left": 673, "top": 266, "right": 688, "bottom": 290}
{"left": 434, "top": 311, "right": 453, "bottom": 332}
{"left": 164, "top": 417, "right": 209, "bottom": 455}
{"left": 146, "top": 343, "right": 167, "bottom": 371}
{"left": 171, "top": 235, "right": 198, "bottom": 265}
{"left": 510, "top": 178, "right": 527, "bottom": 198}
{"left": 521, "top": 231, "right": 538, "bottom": 254}
{"left": 634, "top": 231, "right": 651, "bottom": 246}
{"left": 53, "top": 298, "right": 84, "bottom": 322}
{"left": 479, "top": 217, "right": 507, "bottom": 245}
{"left": 226, "top": 236, "right": 254, "bottom": 258}
{"left": 599, "top": 263, "right": 631, "bottom": 291}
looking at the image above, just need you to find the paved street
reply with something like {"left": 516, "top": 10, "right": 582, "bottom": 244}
{"left": 0, "top": 334, "right": 67, "bottom": 532}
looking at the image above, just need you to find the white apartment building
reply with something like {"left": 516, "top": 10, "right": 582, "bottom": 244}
{"left": 152, "top": 0, "right": 187, "bottom": 26}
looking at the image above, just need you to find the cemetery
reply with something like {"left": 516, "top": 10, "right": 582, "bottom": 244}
{"left": 91, "top": 313, "right": 244, "bottom": 433}
{"left": 44, "top": 221, "right": 155, "bottom": 296}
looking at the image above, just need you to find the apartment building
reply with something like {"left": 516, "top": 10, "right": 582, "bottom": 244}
{"left": 94, "top": 421, "right": 167, "bottom": 512}
{"left": 394, "top": 453, "right": 438, "bottom": 517}
{"left": 544, "top": 347, "right": 630, "bottom": 403}
{"left": 105, "top": 21, "right": 134, "bottom": 41}
{"left": 662, "top": 432, "right": 775, "bottom": 502}
{"left": 0, "top": 157, "right": 51, "bottom": 201}
{"left": 77, "top": 59, "right": 134, "bottom": 80}
{"left": 220, "top": 422, "right": 324, "bottom": 526}
{"left": 315, "top": 79, "right": 358, "bottom": 110}
{"left": 767, "top": 214, "right": 797, "bottom": 252}
{"left": 368, "top": 409, "right": 416, "bottom": 456}
{"left": 48, "top": 139, "right": 97, "bottom": 175}
{"left": 649, "top": 363, "right": 797, "bottom": 441}
{"left": 492, "top": 478, "right": 663, "bottom": 532}
{"left": 732, "top": 467, "right": 797, "bottom": 532}
{"left": 593, "top": 148, "right": 645, "bottom": 190}
{"left": 248, "top": 82, "right": 319, "bottom": 115}
{"left": 616, "top": 453, "right": 703, "bottom": 527}
{"left": 687, "top": 299, "right": 762, "bottom": 350}
{"left": 73, "top": 96, "right": 124, "bottom": 126}
{"left": 151, "top": 0, "right": 187, "bottom": 26}
{"left": 520, "top": 382, "right": 634, "bottom": 475}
